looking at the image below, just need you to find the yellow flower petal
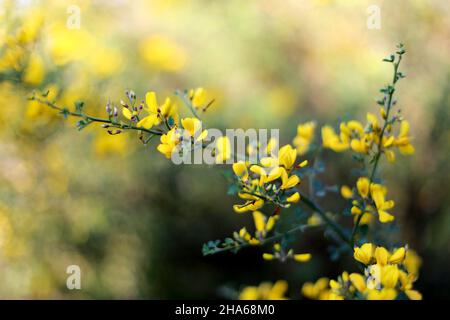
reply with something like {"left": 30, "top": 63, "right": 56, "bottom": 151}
{"left": 294, "top": 253, "right": 311, "bottom": 262}
{"left": 286, "top": 192, "right": 300, "bottom": 203}
{"left": 389, "top": 247, "right": 406, "bottom": 264}
{"left": 340, "top": 185, "right": 353, "bottom": 199}
{"left": 354, "top": 243, "right": 374, "bottom": 265}
{"left": 356, "top": 177, "right": 370, "bottom": 198}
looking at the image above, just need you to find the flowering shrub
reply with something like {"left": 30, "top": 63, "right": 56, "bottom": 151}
{"left": 17, "top": 39, "right": 422, "bottom": 300}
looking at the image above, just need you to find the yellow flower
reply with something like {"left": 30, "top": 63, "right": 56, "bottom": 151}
{"left": 356, "top": 177, "right": 370, "bottom": 198}
{"left": 389, "top": 247, "right": 406, "bottom": 264}
{"left": 278, "top": 145, "right": 297, "bottom": 169}
{"left": 340, "top": 185, "right": 353, "bottom": 199}
{"left": 349, "top": 273, "right": 366, "bottom": 293}
{"left": 351, "top": 206, "right": 362, "bottom": 215}
{"left": 137, "top": 91, "right": 178, "bottom": 129}
{"left": 405, "top": 290, "right": 422, "bottom": 300}
{"left": 157, "top": 128, "right": 181, "bottom": 159}
{"left": 366, "top": 112, "right": 380, "bottom": 130}
{"left": 238, "top": 227, "right": 260, "bottom": 245}
{"left": 354, "top": 243, "right": 375, "bottom": 265}
{"left": 265, "top": 167, "right": 283, "bottom": 183}
{"left": 280, "top": 168, "right": 300, "bottom": 190}
{"left": 262, "top": 253, "right": 275, "bottom": 261}
{"left": 139, "top": 35, "right": 186, "bottom": 72}
{"left": 403, "top": 249, "right": 421, "bottom": 277}
{"left": 293, "top": 121, "right": 316, "bottom": 155}
{"left": 180, "top": 117, "right": 208, "bottom": 141}
{"left": 370, "top": 183, "right": 395, "bottom": 223}
{"left": 366, "top": 288, "right": 397, "bottom": 300}
{"left": 394, "top": 121, "right": 415, "bottom": 155}
{"left": 122, "top": 107, "right": 138, "bottom": 121}
{"left": 216, "top": 136, "right": 231, "bottom": 163}
{"left": 252, "top": 211, "right": 278, "bottom": 238}
{"left": 302, "top": 278, "right": 330, "bottom": 300}
{"left": 189, "top": 87, "right": 207, "bottom": 108}
{"left": 232, "top": 161, "right": 249, "bottom": 182}
{"left": 350, "top": 137, "right": 369, "bottom": 153}
{"left": 321, "top": 126, "right": 349, "bottom": 152}
{"left": 23, "top": 53, "right": 45, "bottom": 85}
{"left": 233, "top": 198, "right": 264, "bottom": 213}
{"left": 307, "top": 213, "right": 322, "bottom": 226}
{"left": 381, "top": 265, "right": 399, "bottom": 288}
{"left": 374, "top": 246, "right": 390, "bottom": 265}
{"left": 239, "top": 281, "right": 288, "bottom": 300}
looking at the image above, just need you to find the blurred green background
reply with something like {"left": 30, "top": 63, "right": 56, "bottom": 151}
{"left": 0, "top": 0, "right": 449, "bottom": 299}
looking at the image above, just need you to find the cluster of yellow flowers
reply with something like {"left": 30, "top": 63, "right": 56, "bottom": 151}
{"left": 239, "top": 280, "right": 288, "bottom": 300}
{"left": 341, "top": 177, "right": 395, "bottom": 223}
{"left": 117, "top": 89, "right": 226, "bottom": 161}
{"left": 0, "top": 9, "right": 44, "bottom": 85}
{"left": 321, "top": 111, "right": 414, "bottom": 162}
{"left": 302, "top": 243, "right": 422, "bottom": 300}
{"left": 232, "top": 145, "right": 307, "bottom": 213}
{"left": 229, "top": 145, "right": 311, "bottom": 257}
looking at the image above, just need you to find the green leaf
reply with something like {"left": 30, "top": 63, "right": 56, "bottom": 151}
{"left": 74, "top": 101, "right": 84, "bottom": 113}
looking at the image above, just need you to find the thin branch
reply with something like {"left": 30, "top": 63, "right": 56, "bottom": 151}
{"left": 33, "top": 97, "right": 164, "bottom": 136}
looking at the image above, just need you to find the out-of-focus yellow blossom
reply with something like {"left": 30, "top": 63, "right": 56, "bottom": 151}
{"left": 93, "top": 132, "right": 128, "bottom": 157}
{"left": 356, "top": 177, "right": 370, "bottom": 198}
{"left": 304, "top": 243, "right": 421, "bottom": 300}
{"left": 47, "top": 26, "right": 95, "bottom": 65}
{"left": 321, "top": 125, "right": 349, "bottom": 152}
{"left": 252, "top": 211, "right": 278, "bottom": 239}
{"left": 394, "top": 121, "right": 415, "bottom": 155}
{"left": 0, "top": 207, "right": 13, "bottom": 250}
{"left": 189, "top": 87, "right": 207, "bottom": 109}
{"left": 88, "top": 47, "right": 123, "bottom": 78}
{"left": 340, "top": 185, "right": 353, "bottom": 199}
{"left": 294, "top": 253, "right": 311, "bottom": 262}
{"left": 321, "top": 111, "right": 414, "bottom": 164}
{"left": 23, "top": 53, "right": 45, "bottom": 85}
{"left": 139, "top": 35, "right": 186, "bottom": 72}
{"left": 215, "top": 136, "right": 231, "bottom": 163}
{"left": 307, "top": 213, "right": 322, "bottom": 226}
{"left": 0, "top": 45, "right": 25, "bottom": 71}
{"left": 239, "top": 280, "right": 288, "bottom": 300}
{"left": 267, "top": 86, "right": 296, "bottom": 117}
{"left": 262, "top": 242, "right": 311, "bottom": 263}
{"left": 236, "top": 227, "right": 260, "bottom": 245}
{"left": 403, "top": 249, "right": 422, "bottom": 277}
{"left": 302, "top": 277, "right": 331, "bottom": 300}
{"left": 293, "top": 121, "right": 316, "bottom": 155}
